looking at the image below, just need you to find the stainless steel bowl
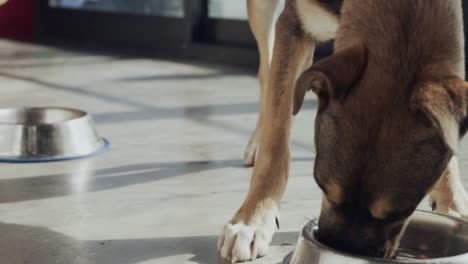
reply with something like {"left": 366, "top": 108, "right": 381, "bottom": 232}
{"left": 0, "top": 107, "right": 108, "bottom": 162}
{"left": 284, "top": 210, "right": 468, "bottom": 264}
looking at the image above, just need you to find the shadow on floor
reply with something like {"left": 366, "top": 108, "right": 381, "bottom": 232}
{"left": 92, "top": 99, "right": 318, "bottom": 124}
{"left": 0, "top": 70, "right": 318, "bottom": 123}
{"left": 117, "top": 67, "right": 252, "bottom": 82}
{"left": 0, "top": 221, "right": 298, "bottom": 264}
{"left": 0, "top": 69, "right": 318, "bottom": 152}
{"left": 0, "top": 222, "right": 92, "bottom": 264}
{"left": 0, "top": 157, "right": 313, "bottom": 204}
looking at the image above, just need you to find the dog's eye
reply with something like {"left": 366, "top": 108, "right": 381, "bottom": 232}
{"left": 327, "top": 198, "right": 344, "bottom": 209}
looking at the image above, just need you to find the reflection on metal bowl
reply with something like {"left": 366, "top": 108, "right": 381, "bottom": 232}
{"left": 0, "top": 107, "right": 108, "bottom": 162}
{"left": 284, "top": 210, "right": 468, "bottom": 264}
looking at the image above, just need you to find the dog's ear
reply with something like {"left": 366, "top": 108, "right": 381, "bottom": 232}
{"left": 293, "top": 42, "right": 367, "bottom": 115}
{"left": 410, "top": 78, "right": 468, "bottom": 152}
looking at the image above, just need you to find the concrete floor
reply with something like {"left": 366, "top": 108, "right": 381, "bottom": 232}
{"left": 0, "top": 39, "right": 467, "bottom": 264}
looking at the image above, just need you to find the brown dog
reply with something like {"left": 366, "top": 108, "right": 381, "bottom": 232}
{"left": 219, "top": 0, "right": 468, "bottom": 262}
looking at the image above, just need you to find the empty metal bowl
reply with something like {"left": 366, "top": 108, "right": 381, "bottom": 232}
{"left": 0, "top": 107, "right": 108, "bottom": 162}
{"left": 283, "top": 210, "right": 468, "bottom": 264}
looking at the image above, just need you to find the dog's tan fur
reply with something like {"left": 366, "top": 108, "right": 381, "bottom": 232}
{"left": 219, "top": 0, "right": 468, "bottom": 262}
{"left": 243, "top": 0, "right": 282, "bottom": 167}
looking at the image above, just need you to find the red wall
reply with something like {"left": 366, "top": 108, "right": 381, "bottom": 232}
{"left": 0, "top": 0, "right": 35, "bottom": 37}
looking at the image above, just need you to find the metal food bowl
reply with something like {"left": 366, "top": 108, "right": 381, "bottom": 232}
{"left": 0, "top": 107, "right": 109, "bottom": 162}
{"left": 283, "top": 210, "right": 468, "bottom": 264}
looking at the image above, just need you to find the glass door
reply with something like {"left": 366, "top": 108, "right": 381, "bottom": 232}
{"left": 37, "top": 0, "right": 336, "bottom": 65}
{"left": 39, "top": 0, "right": 197, "bottom": 48}
{"left": 208, "top": 0, "right": 248, "bottom": 20}
{"left": 49, "top": 0, "right": 185, "bottom": 17}
{"left": 202, "top": 0, "right": 254, "bottom": 47}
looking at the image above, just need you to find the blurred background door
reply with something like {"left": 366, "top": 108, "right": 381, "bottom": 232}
{"left": 49, "top": 0, "right": 185, "bottom": 17}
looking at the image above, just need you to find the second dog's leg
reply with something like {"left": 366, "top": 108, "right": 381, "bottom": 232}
{"left": 244, "top": 0, "right": 281, "bottom": 167}
{"left": 430, "top": 156, "right": 468, "bottom": 218}
{"left": 218, "top": 4, "right": 315, "bottom": 262}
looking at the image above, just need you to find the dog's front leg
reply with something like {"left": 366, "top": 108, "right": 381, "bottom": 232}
{"left": 218, "top": 5, "right": 315, "bottom": 263}
{"left": 430, "top": 156, "right": 468, "bottom": 218}
{"left": 244, "top": 0, "right": 281, "bottom": 167}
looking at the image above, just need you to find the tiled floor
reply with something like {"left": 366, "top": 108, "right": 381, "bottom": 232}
{"left": 0, "top": 39, "right": 467, "bottom": 264}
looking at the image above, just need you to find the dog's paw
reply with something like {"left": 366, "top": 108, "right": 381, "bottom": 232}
{"left": 218, "top": 205, "right": 279, "bottom": 263}
{"left": 218, "top": 221, "right": 276, "bottom": 263}
{"left": 430, "top": 197, "right": 468, "bottom": 219}
{"left": 452, "top": 202, "right": 468, "bottom": 219}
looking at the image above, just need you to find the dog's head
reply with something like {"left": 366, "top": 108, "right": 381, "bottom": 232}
{"left": 294, "top": 42, "right": 468, "bottom": 257}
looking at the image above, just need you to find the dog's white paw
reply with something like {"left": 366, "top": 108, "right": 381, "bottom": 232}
{"left": 451, "top": 202, "right": 468, "bottom": 219}
{"left": 218, "top": 221, "right": 275, "bottom": 263}
{"left": 430, "top": 194, "right": 468, "bottom": 219}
